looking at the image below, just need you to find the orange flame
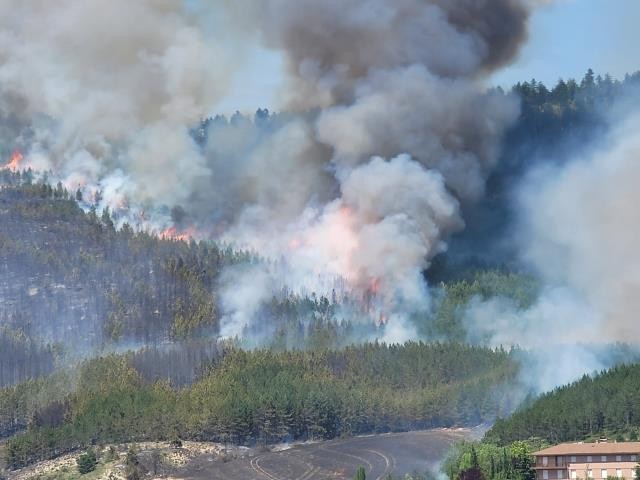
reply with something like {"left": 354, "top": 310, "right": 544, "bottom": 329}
{"left": 3, "top": 150, "right": 23, "bottom": 171}
{"left": 160, "top": 226, "right": 197, "bottom": 242}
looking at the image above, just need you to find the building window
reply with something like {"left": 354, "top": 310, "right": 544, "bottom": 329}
{"left": 633, "top": 470, "right": 637, "bottom": 479}
{"left": 572, "top": 471, "right": 577, "bottom": 480}
{"left": 544, "top": 470, "right": 549, "bottom": 480}
{"left": 544, "top": 457, "right": 549, "bottom": 466}
{"left": 632, "top": 455, "right": 637, "bottom": 463}
{"left": 616, "top": 456, "right": 622, "bottom": 462}
{"left": 588, "top": 470, "right": 593, "bottom": 479}
{"left": 602, "top": 456, "right": 607, "bottom": 463}
{"left": 588, "top": 456, "right": 593, "bottom": 463}
{"left": 602, "top": 470, "right": 608, "bottom": 479}
{"left": 572, "top": 456, "right": 577, "bottom": 463}
{"left": 616, "top": 469, "right": 623, "bottom": 478}
{"left": 558, "top": 471, "right": 563, "bottom": 479}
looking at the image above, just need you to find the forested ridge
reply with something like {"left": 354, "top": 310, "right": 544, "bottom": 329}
{"left": 0, "top": 167, "right": 536, "bottom": 390}
{"left": 1, "top": 70, "right": 640, "bottom": 475}
{"left": 485, "top": 363, "right": 640, "bottom": 446}
{"left": 439, "top": 69, "right": 640, "bottom": 271}
{"left": 0, "top": 169, "right": 239, "bottom": 349}
{"left": 2, "top": 342, "right": 520, "bottom": 469}
{"left": 443, "top": 362, "right": 640, "bottom": 480}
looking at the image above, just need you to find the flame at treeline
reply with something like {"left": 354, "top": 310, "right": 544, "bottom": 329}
{"left": 3, "top": 150, "right": 23, "bottom": 171}
{"left": 159, "top": 226, "right": 199, "bottom": 242}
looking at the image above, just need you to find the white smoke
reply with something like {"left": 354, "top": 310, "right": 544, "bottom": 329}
{"left": 316, "top": 66, "right": 518, "bottom": 199}
{"left": 463, "top": 108, "right": 640, "bottom": 392}
{"left": 219, "top": 263, "right": 273, "bottom": 339}
{"left": 520, "top": 111, "right": 640, "bottom": 342}
{"left": 0, "top": 0, "right": 236, "bottom": 222}
{"left": 206, "top": 0, "right": 534, "bottom": 339}
{"left": 0, "top": 0, "right": 544, "bottom": 342}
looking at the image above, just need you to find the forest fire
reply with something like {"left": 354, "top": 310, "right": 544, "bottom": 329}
{"left": 160, "top": 226, "right": 197, "bottom": 242}
{"left": 3, "top": 150, "right": 23, "bottom": 171}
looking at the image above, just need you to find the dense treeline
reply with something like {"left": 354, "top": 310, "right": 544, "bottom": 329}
{"left": 0, "top": 173, "right": 257, "bottom": 384}
{"left": 485, "top": 363, "right": 640, "bottom": 446}
{"left": 0, "top": 168, "right": 539, "bottom": 387}
{"left": 0, "top": 172, "right": 222, "bottom": 346}
{"left": 507, "top": 69, "right": 640, "bottom": 160}
{"left": 0, "top": 371, "right": 73, "bottom": 439}
{"left": 0, "top": 340, "right": 230, "bottom": 439}
{"left": 0, "top": 328, "right": 59, "bottom": 387}
{"left": 3, "top": 342, "right": 520, "bottom": 469}
{"left": 0, "top": 173, "right": 226, "bottom": 348}
{"left": 442, "top": 440, "right": 544, "bottom": 480}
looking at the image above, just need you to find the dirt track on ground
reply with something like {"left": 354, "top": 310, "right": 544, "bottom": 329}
{"left": 179, "top": 429, "right": 472, "bottom": 480}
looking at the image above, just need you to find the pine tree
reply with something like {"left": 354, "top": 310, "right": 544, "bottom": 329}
{"left": 77, "top": 448, "right": 98, "bottom": 474}
{"left": 459, "top": 446, "right": 485, "bottom": 480}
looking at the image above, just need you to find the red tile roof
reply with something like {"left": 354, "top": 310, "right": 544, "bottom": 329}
{"left": 534, "top": 442, "right": 640, "bottom": 456}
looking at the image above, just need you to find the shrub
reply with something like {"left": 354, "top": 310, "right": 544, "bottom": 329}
{"left": 77, "top": 448, "right": 98, "bottom": 474}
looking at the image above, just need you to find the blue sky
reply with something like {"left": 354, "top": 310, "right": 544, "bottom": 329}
{"left": 492, "top": 0, "right": 640, "bottom": 88}
{"left": 215, "top": 0, "right": 640, "bottom": 115}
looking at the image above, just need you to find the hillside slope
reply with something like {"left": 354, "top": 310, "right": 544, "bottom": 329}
{"left": 485, "top": 363, "right": 640, "bottom": 445}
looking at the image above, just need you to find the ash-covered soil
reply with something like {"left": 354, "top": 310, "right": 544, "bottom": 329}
{"left": 6, "top": 428, "right": 476, "bottom": 479}
{"left": 180, "top": 428, "right": 473, "bottom": 480}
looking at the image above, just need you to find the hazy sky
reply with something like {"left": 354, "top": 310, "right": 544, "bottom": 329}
{"left": 214, "top": 0, "right": 640, "bottom": 115}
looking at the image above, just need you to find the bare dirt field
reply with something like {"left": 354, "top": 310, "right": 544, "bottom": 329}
{"left": 6, "top": 428, "right": 475, "bottom": 480}
{"left": 179, "top": 429, "right": 472, "bottom": 480}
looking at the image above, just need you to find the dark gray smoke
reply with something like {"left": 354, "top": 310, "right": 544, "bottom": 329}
{"left": 211, "top": 0, "right": 535, "bottom": 339}
{"left": 0, "top": 0, "right": 543, "bottom": 341}
{"left": 235, "top": 0, "right": 531, "bottom": 107}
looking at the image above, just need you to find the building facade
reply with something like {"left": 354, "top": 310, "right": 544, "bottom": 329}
{"left": 533, "top": 442, "right": 640, "bottom": 480}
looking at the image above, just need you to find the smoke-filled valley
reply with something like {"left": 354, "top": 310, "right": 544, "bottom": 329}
{"left": 1, "top": 0, "right": 640, "bottom": 478}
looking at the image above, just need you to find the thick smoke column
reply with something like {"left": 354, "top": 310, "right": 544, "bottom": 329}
{"left": 0, "top": 0, "right": 542, "bottom": 341}
{"left": 216, "top": 0, "right": 531, "bottom": 339}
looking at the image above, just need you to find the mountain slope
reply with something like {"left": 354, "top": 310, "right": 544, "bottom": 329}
{"left": 485, "top": 363, "right": 640, "bottom": 445}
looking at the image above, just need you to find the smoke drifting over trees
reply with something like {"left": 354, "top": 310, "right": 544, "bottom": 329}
{"left": 2, "top": 2, "right": 640, "bottom": 469}
{"left": 0, "top": 0, "right": 543, "bottom": 341}
{"left": 520, "top": 111, "right": 640, "bottom": 343}
{"left": 0, "top": 0, "right": 638, "bottom": 372}
{"left": 2, "top": 1, "right": 640, "bottom": 475}
{"left": 452, "top": 75, "right": 640, "bottom": 392}
{"left": 199, "top": 0, "right": 534, "bottom": 339}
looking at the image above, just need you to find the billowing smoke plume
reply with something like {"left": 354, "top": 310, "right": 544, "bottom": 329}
{"left": 0, "top": 0, "right": 543, "bottom": 341}
{"left": 212, "top": 0, "right": 535, "bottom": 339}
{"left": 233, "top": 0, "right": 531, "bottom": 109}
{"left": 462, "top": 106, "right": 640, "bottom": 392}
